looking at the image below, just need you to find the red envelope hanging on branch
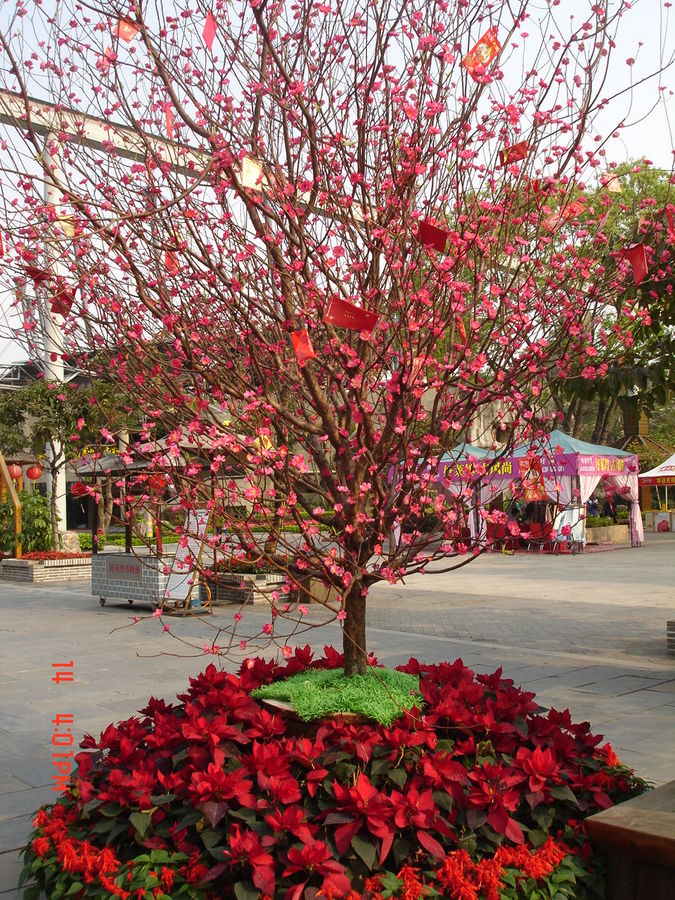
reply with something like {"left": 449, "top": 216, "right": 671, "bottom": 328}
{"left": 665, "top": 206, "right": 674, "bottom": 241}
{"left": 455, "top": 317, "right": 467, "bottom": 345}
{"left": 323, "top": 296, "right": 379, "bottom": 331}
{"left": 164, "top": 103, "right": 174, "bottom": 139}
{"left": 50, "top": 281, "right": 74, "bottom": 318}
{"left": 417, "top": 220, "right": 449, "bottom": 252}
{"left": 499, "top": 141, "right": 528, "bottom": 168}
{"left": 25, "top": 264, "right": 51, "bottom": 286}
{"left": 291, "top": 329, "right": 316, "bottom": 364}
{"left": 115, "top": 18, "right": 139, "bottom": 42}
{"left": 203, "top": 12, "right": 217, "bottom": 50}
{"left": 619, "top": 243, "right": 648, "bottom": 287}
{"left": 165, "top": 250, "right": 180, "bottom": 275}
{"left": 462, "top": 27, "right": 501, "bottom": 80}
{"left": 542, "top": 199, "right": 585, "bottom": 232}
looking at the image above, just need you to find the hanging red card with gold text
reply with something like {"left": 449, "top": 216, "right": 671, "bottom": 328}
{"left": 462, "top": 28, "right": 501, "bottom": 80}
{"left": 323, "top": 297, "right": 379, "bottom": 331}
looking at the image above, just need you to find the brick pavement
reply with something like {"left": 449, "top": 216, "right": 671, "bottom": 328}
{"left": 0, "top": 534, "right": 673, "bottom": 895}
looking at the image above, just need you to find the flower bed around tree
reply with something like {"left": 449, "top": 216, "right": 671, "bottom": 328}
{"left": 20, "top": 648, "right": 648, "bottom": 900}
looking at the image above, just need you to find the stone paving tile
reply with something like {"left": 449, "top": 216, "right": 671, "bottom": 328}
{"left": 0, "top": 851, "right": 23, "bottom": 896}
{"left": 0, "top": 536, "right": 674, "bottom": 898}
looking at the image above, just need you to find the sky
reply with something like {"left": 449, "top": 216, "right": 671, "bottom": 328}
{"left": 0, "top": 0, "right": 673, "bottom": 368}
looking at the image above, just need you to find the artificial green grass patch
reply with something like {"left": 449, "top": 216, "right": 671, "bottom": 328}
{"left": 252, "top": 666, "right": 423, "bottom": 725}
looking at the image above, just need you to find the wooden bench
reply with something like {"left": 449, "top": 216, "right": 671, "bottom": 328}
{"left": 667, "top": 620, "right": 675, "bottom": 657}
{"left": 585, "top": 779, "right": 675, "bottom": 899}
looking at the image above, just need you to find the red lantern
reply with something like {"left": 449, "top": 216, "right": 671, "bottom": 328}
{"left": 25, "top": 464, "right": 42, "bottom": 481}
{"left": 71, "top": 481, "right": 88, "bottom": 497}
{"left": 7, "top": 463, "right": 22, "bottom": 481}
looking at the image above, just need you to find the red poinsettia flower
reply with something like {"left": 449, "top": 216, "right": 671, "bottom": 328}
{"left": 283, "top": 840, "right": 351, "bottom": 898}
{"left": 514, "top": 745, "right": 560, "bottom": 793}
{"left": 331, "top": 773, "right": 396, "bottom": 862}
{"left": 466, "top": 763, "right": 525, "bottom": 843}
{"left": 221, "top": 825, "right": 276, "bottom": 895}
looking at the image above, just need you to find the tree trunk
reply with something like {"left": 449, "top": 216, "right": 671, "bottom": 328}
{"left": 100, "top": 475, "right": 114, "bottom": 535}
{"left": 342, "top": 580, "right": 368, "bottom": 675}
{"left": 50, "top": 463, "right": 60, "bottom": 550}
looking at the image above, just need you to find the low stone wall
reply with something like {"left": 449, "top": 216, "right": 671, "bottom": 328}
{"left": 0, "top": 558, "right": 92, "bottom": 583}
{"left": 585, "top": 524, "right": 630, "bottom": 544}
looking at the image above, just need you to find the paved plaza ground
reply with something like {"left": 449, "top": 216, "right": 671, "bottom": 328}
{"left": 1, "top": 533, "right": 673, "bottom": 895}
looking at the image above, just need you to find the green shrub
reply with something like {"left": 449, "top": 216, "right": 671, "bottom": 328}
{"left": 616, "top": 508, "right": 629, "bottom": 522}
{"left": 18, "top": 490, "right": 53, "bottom": 552}
{"left": 585, "top": 515, "right": 615, "bottom": 528}
{"left": 0, "top": 498, "right": 17, "bottom": 553}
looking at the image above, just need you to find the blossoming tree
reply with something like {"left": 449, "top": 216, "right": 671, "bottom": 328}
{"left": 0, "top": 0, "right": 672, "bottom": 673}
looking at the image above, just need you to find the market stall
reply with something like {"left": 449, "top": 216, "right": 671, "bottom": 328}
{"left": 437, "top": 430, "right": 643, "bottom": 547}
{"left": 639, "top": 452, "right": 675, "bottom": 533}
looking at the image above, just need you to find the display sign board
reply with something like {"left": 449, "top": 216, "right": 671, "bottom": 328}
{"left": 164, "top": 509, "right": 211, "bottom": 605}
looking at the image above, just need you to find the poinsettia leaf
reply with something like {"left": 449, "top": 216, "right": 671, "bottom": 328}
{"left": 532, "top": 805, "right": 555, "bottom": 831}
{"left": 324, "top": 811, "right": 353, "bottom": 826}
{"left": 388, "top": 767, "right": 407, "bottom": 788}
{"left": 99, "top": 803, "right": 121, "bottom": 817}
{"left": 549, "top": 785, "right": 580, "bottom": 805}
{"left": 200, "top": 827, "right": 224, "bottom": 850}
{"left": 505, "top": 816, "right": 525, "bottom": 844}
{"left": 351, "top": 833, "right": 377, "bottom": 870}
{"left": 527, "top": 828, "right": 549, "bottom": 847}
{"left": 392, "top": 837, "right": 413, "bottom": 867}
{"left": 229, "top": 807, "right": 257, "bottom": 826}
{"left": 234, "top": 881, "right": 259, "bottom": 900}
{"left": 176, "top": 809, "right": 203, "bottom": 830}
{"left": 129, "top": 811, "right": 152, "bottom": 838}
{"left": 66, "top": 884, "right": 84, "bottom": 896}
{"left": 432, "top": 790, "right": 454, "bottom": 813}
{"left": 417, "top": 830, "right": 445, "bottom": 860}
{"left": 201, "top": 801, "right": 229, "bottom": 828}
{"left": 201, "top": 863, "right": 228, "bottom": 883}
{"left": 370, "top": 758, "right": 391, "bottom": 776}
{"left": 457, "top": 832, "right": 478, "bottom": 855}
{"left": 466, "top": 808, "right": 487, "bottom": 831}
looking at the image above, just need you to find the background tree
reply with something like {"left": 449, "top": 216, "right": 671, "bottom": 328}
{"left": 0, "top": 0, "right": 673, "bottom": 673}
{"left": 550, "top": 160, "right": 675, "bottom": 442}
{"left": 0, "top": 378, "right": 136, "bottom": 546}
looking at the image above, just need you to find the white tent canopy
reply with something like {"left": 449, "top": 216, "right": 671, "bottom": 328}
{"left": 639, "top": 453, "right": 675, "bottom": 486}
